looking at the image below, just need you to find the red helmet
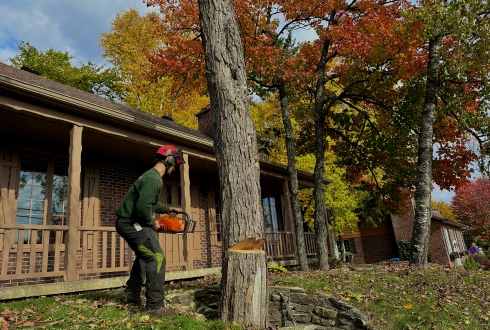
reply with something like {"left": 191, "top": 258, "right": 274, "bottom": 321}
{"left": 156, "top": 145, "right": 185, "bottom": 166}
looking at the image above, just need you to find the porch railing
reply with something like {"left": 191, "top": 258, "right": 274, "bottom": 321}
{"left": 0, "top": 224, "right": 68, "bottom": 280}
{"left": 304, "top": 233, "right": 317, "bottom": 256}
{"left": 265, "top": 231, "right": 295, "bottom": 259}
{"left": 0, "top": 224, "right": 129, "bottom": 281}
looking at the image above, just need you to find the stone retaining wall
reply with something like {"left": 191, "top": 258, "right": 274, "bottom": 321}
{"left": 166, "top": 285, "right": 372, "bottom": 330}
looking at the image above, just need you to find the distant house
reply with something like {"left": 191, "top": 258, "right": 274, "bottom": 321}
{"left": 0, "top": 63, "right": 329, "bottom": 300}
{"left": 337, "top": 199, "right": 467, "bottom": 267}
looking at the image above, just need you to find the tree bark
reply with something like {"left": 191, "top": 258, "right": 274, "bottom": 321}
{"left": 198, "top": 0, "right": 267, "bottom": 327}
{"left": 410, "top": 26, "right": 442, "bottom": 268}
{"left": 278, "top": 83, "right": 309, "bottom": 271}
{"left": 313, "top": 37, "right": 332, "bottom": 271}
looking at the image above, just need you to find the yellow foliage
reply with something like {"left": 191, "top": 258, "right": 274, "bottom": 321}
{"left": 431, "top": 200, "right": 457, "bottom": 221}
{"left": 100, "top": 9, "right": 208, "bottom": 129}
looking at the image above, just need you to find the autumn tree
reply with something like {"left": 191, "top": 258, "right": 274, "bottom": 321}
{"left": 10, "top": 41, "right": 121, "bottom": 100}
{"left": 452, "top": 178, "right": 490, "bottom": 239}
{"left": 100, "top": 9, "right": 208, "bottom": 128}
{"left": 431, "top": 200, "right": 456, "bottom": 222}
{"left": 408, "top": 0, "right": 490, "bottom": 267}
{"left": 145, "top": 0, "right": 316, "bottom": 270}
{"left": 197, "top": 0, "right": 267, "bottom": 327}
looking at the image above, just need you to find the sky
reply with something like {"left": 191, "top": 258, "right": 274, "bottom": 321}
{"left": 0, "top": 1, "right": 465, "bottom": 204}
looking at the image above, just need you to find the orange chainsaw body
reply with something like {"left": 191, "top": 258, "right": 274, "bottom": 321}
{"left": 156, "top": 214, "right": 186, "bottom": 233}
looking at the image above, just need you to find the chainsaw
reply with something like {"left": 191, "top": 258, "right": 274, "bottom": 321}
{"left": 155, "top": 211, "right": 196, "bottom": 235}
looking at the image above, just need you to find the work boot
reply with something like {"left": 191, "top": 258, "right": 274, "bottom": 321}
{"left": 147, "top": 307, "right": 177, "bottom": 317}
{"left": 124, "top": 292, "right": 142, "bottom": 306}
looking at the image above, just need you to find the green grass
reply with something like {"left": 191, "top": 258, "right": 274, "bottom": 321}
{"left": 269, "top": 263, "right": 490, "bottom": 329}
{"left": 1, "top": 264, "right": 490, "bottom": 329}
{"left": 0, "top": 287, "right": 241, "bottom": 330}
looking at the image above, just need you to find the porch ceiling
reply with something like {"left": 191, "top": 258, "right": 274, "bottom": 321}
{"left": 0, "top": 107, "right": 71, "bottom": 151}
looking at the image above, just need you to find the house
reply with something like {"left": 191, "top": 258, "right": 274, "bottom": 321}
{"left": 336, "top": 199, "right": 467, "bottom": 267}
{"left": 0, "top": 63, "right": 323, "bottom": 300}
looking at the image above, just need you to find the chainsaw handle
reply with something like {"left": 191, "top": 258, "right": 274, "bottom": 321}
{"left": 165, "top": 211, "right": 196, "bottom": 235}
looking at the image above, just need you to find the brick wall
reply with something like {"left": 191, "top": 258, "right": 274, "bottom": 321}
{"left": 429, "top": 222, "right": 450, "bottom": 266}
{"left": 391, "top": 200, "right": 415, "bottom": 242}
{"left": 352, "top": 237, "right": 365, "bottom": 264}
{"left": 195, "top": 106, "right": 214, "bottom": 138}
{"left": 361, "top": 233, "right": 398, "bottom": 263}
{"left": 192, "top": 185, "right": 222, "bottom": 269}
{"left": 99, "top": 162, "right": 145, "bottom": 226}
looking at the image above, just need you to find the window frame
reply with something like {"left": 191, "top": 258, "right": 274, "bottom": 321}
{"left": 336, "top": 238, "right": 357, "bottom": 254}
{"left": 13, "top": 151, "right": 69, "bottom": 245}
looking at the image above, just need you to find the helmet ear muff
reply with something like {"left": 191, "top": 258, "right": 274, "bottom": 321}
{"left": 165, "top": 156, "right": 175, "bottom": 166}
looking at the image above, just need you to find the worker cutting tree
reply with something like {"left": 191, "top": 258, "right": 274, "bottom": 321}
{"left": 115, "top": 145, "right": 186, "bottom": 317}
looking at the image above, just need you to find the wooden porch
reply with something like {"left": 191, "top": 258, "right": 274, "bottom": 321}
{"left": 0, "top": 225, "right": 317, "bottom": 284}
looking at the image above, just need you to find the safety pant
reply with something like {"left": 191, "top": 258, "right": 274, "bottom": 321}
{"left": 116, "top": 217, "right": 166, "bottom": 309}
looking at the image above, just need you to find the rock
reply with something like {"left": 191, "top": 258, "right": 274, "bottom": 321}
{"left": 271, "top": 294, "right": 282, "bottom": 302}
{"left": 293, "top": 302, "right": 314, "bottom": 313}
{"left": 290, "top": 312, "right": 312, "bottom": 323}
{"left": 329, "top": 298, "right": 354, "bottom": 311}
{"left": 291, "top": 292, "right": 312, "bottom": 305}
{"left": 314, "top": 306, "right": 338, "bottom": 319}
{"left": 196, "top": 306, "right": 219, "bottom": 320}
{"left": 311, "top": 315, "right": 337, "bottom": 327}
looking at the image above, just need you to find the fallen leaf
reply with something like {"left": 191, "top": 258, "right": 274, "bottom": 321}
{"left": 404, "top": 304, "right": 413, "bottom": 309}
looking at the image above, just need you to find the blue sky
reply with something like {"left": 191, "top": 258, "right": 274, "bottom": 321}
{"left": 0, "top": 1, "right": 464, "bottom": 203}
{"left": 0, "top": 0, "right": 153, "bottom": 64}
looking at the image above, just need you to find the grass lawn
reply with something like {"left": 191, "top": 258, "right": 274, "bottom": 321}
{"left": 269, "top": 262, "right": 490, "bottom": 330}
{"left": 1, "top": 263, "right": 490, "bottom": 329}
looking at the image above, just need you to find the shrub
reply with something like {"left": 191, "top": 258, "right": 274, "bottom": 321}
{"left": 470, "top": 254, "right": 490, "bottom": 270}
{"left": 464, "top": 257, "right": 482, "bottom": 271}
{"left": 397, "top": 240, "right": 412, "bottom": 261}
{"left": 268, "top": 263, "right": 288, "bottom": 273}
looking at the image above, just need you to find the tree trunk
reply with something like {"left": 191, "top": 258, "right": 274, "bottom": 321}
{"left": 313, "top": 37, "right": 332, "bottom": 271}
{"left": 278, "top": 83, "right": 309, "bottom": 271}
{"left": 198, "top": 0, "right": 267, "bottom": 327}
{"left": 410, "top": 26, "right": 442, "bottom": 268}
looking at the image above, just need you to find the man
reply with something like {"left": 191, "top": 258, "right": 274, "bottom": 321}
{"left": 469, "top": 243, "right": 479, "bottom": 255}
{"left": 116, "top": 145, "right": 185, "bottom": 316}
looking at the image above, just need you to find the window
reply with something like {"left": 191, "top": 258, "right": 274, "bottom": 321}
{"left": 50, "top": 164, "right": 68, "bottom": 226}
{"left": 442, "top": 227, "right": 453, "bottom": 253}
{"left": 215, "top": 188, "right": 223, "bottom": 242}
{"left": 263, "top": 197, "right": 284, "bottom": 232}
{"left": 15, "top": 157, "right": 68, "bottom": 244}
{"left": 16, "top": 158, "right": 47, "bottom": 244}
{"left": 336, "top": 238, "right": 357, "bottom": 253}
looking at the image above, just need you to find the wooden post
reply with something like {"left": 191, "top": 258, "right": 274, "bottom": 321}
{"left": 64, "top": 125, "right": 82, "bottom": 282}
{"left": 282, "top": 180, "right": 297, "bottom": 254}
{"left": 179, "top": 153, "right": 192, "bottom": 270}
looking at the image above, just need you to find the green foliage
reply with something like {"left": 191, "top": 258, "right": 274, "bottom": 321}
{"left": 397, "top": 240, "right": 412, "bottom": 261}
{"left": 463, "top": 257, "right": 482, "bottom": 271}
{"left": 297, "top": 152, "right": 362, "bottom": 235}
{"left": 267, "top": 263, "right": 288, "bottom": 273}
{"left": 10, "top": 41, "right": 121, "bottom": 100}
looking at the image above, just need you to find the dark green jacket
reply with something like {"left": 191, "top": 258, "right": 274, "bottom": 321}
{"left": 116, "top": 168, "right": 169, "bottom": 228}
